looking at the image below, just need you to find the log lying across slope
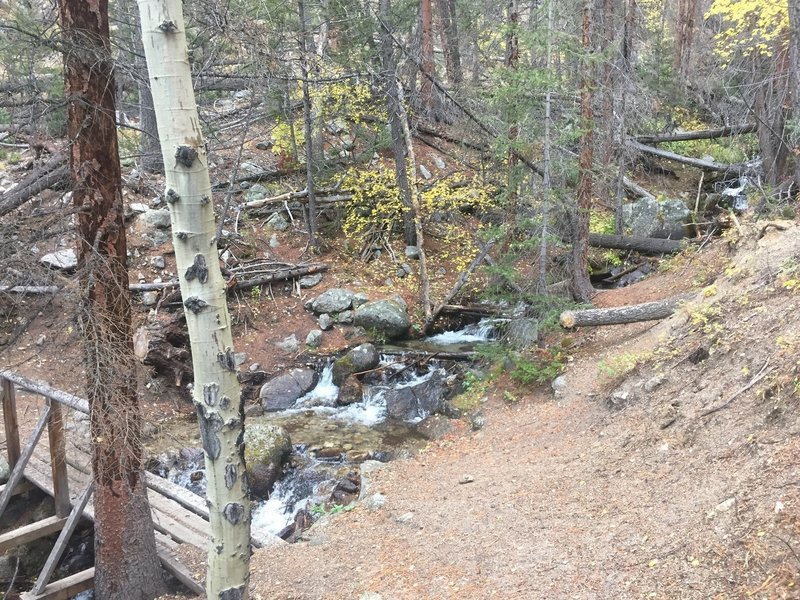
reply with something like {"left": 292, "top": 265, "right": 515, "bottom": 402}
{"left": 560, "top": 296, "right": 685, "bottom": 328}
{"left": 626, "top": 139, "right": 749, "bottom": 174}
{"left": 588, "top": 233, "right": 684, "bottom": 254}
{"left": 633, "top": 123, "right": 757, "bottom": 145}
{"left": 0, "top": 153, "right": 69, "bottom": 218}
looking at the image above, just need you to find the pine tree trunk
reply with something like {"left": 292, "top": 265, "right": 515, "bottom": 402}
{"left": 571, "top": 0, "right": 595, "bottom": 302}
{"left": 299, "top": 0, "right": 319, "bottom": 249}
{"left": 379, "top": 0, "right": 416, "bottom": 245}
{"left": 59, "top": 1, "right": 165, "bottom": 598}
{"left": 788, "top": 0, "right": 800, "bottom": 188}
{"left": 136, "top": 2, "right": 251, "bottom": 598}
{"left": 436, "top": 0, "right": 462, "bottom": 87}
{"left": 419, "top": 0, "right": 437, "bottom": 117}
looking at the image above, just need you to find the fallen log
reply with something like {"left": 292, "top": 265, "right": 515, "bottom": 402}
{"left": 0, "top": 286, "right": 61, "bottom": 294}
{"left": 559, "top": 296, "right": 684, "bottom": 328}
{"left": 231, "top": 263, "right": 327, "bottom": 290}
{"left": 633, "top": 123, "right": 757, "bottom": 145}
{"left": 621, "top": 176, "right": 656, "bottom": 201}
{"left": 588, "top": 233, "right": 683, "bottom": 254}
{"left": 626, "top": 139, "right": 748, "bottom": 174}
{"left": 0, "top": 154, "right": 69, "bottom": 217}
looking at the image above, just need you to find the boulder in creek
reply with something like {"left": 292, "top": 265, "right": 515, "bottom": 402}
{"left": 260, "top": 367, "right": 319, "bottom": 411}
{"left": 336, "top": 374, "right": 364, "bottom": 406}
{"left": 331, "top": 343, "right": 380, "bottom": 386}
{"left": 244, "top": 424, "right": 292, "bottom": 499}
{"left": 310, "top": 288, "right": 357, "bottom": 314}
{"left": 383, "top": 369, "right": 446, "bottom": 421}
{"left": 353, "top": 299, "right": 411, "bottom": 340}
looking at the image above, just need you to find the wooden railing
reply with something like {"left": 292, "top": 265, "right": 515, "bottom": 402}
{"left": 0, "top": 370, "right": 95, "bottom": 599}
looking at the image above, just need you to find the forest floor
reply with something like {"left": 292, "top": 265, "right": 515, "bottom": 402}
{"left": 3, "top": 139, "right": 800, "bottom": 599}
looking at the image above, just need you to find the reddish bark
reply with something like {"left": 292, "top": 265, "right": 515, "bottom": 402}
{"left": 571, "top": 0, "right": 595, "bottom": 302}
{"left": 419, "top": 0, "right": 436, "bottom": 115}
{"left": 59, "top": 0, "right": 164, "bottom": 597}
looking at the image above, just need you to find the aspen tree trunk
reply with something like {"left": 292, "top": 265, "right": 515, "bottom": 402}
{"left": 59, "top": 0, "right": 165, "bottom": 598}
{"left": 788, "top": 0, "right": 800, "bottom": 188}
{"left": 136, "top": 2, "right": 251, "bottom": 598}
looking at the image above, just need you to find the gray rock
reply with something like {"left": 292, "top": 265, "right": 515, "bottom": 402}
{"left": 41, "top": 248, "right": 78, "bottom": 271}
{"left": 269, "top": 234, "right": 280, "bottom": 248}
{"left": 240, "top": 162, "right": 262, "bottom": 174}
{"left": 506, "top": 318, "right": 539, "bottom": 349}
{"left": 234, "top": 352, "right": 247, "bottom": 366}
{"left": 245, "top": 184, "right": 269, "bottom": 202}
{"left": 352, "top": 293, "right": 369, "bottom": 308}
{"left": 396, "top": 267, "right": 408, "bottom": 278}
{"left": 299, "top": 273, "right": 323, "bottom": 288}
{"left": 419, "top": 164, "right": 432, "bottom": 180}
{"left": 384, "top": 370, "right": 446, "bottom": 421}
{"left": 552, "top": 375, "right": 567, "bottom": 396}
{"left": 306, "top": 329, "right": 323, "bottom": 348}
{"left": 404, "top": 246, "right": 420, "bottom": 259}
{"left": 622, "top": 197, "right": 689, "bottom": 238}
{"left": 244, "top": 424, "right": 292, "bottom": 499}
{"left": 644, "top": 374, "right": 667, "bottom": 393}
{"left": 362, "top": 493, "right": 386, "bottom": 511}
{"left": 245, "top": 404, "right": 264, "bottom": 418}
{"left": 311, "top": 288, "right": 356, "bottom": 314}
{"left": 265, "top": 212, "right": 289, "bottom": 232}
{"left": 400, "top": 263, "right": 413, "bottom": 276}
{"left": 275, "top": 334, "right": 300, "bottom": 353}
{"left": 149, "top": 196, "right": 162, "bottom": 207}
{"left": 608, "top": 387, "right": 634, "bottom": 409}
{"left": 318, "top": 313, "right": 334, "bottom": 331}
{"left": 336, "top": 310, "right": 354, "bottom": 324}
{"left": 332, "top": 343, "right": 380, "bottom": 385}
{"left": 142, "top": 208, "right": 172, "bottom": 229}
{"left": 249, "top": 363, "right": 261, "bottom": 372}
{"left": 354, "top": 299, "right": 411, "bottom": 340}
{"left": 433, "top": 156, "right": 446, "bottom": 170}
{"left": 142, "top": 291, "right": 159, "bottom": 306}
{"left": 151, "top": 255, "right": 166, "bottom": 269}
{"left": 260, "top": 367, "right": 319, "bottom": 411}
{"left": 255, "top": 140, "right": 273, "bottom": 150}
{"left": 470, "top": 412, "right": 486, "bottom": 431}
{"left": 129, "top": 202, "right": 149, "bottom": 213}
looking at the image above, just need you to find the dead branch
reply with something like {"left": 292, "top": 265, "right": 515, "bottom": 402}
{"left": 588, "top": 233, "right": 684, "bottom": 254}
{"left": 700, "top": 359, "right": 772, "bottom": 417}
{"left": 626, "top": 139, "right": 749, "bottom": 174}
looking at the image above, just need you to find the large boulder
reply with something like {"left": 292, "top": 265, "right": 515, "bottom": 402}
{"left": 244, "top": 424, "right": 292, "bottom": 499}
{"left": 311, "top": 288, "right": 357, "bottom": 314}
{"left": 0, "top": 455, "right": 9, "bottom": 485}
{"left": 622, "top": 197, "right": 689, "bottom": 238}
{"left": 353, "top": 299, "right": 411, "bottom": 340}
{"left": 383, "top": 370, "right": 446, "bottom": 421}
{"left": 332, "top": 343, "right": 380, "bottom": 386}
{"left": 259, "top": 368, "right": 319, "bottom": 411}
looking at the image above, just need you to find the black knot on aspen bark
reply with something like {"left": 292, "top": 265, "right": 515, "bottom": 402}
{"left": 196, "top": 406, "right": 222, "bottom": 460}
{"left": 183, "top": 296, "right": 208, "bottom": 313}
{"left": 185, "top": 254, "right": 209, "bottom": 283}
{"left": 175, "top": 145, "right": 198, "bottom": 168}
{"left": 224, "top": 464, "right": 237, "bottom": 489}
{"left": 217, "top": 348, "right": 237, "bottom": 372}
{"left": 220, "top": 395, "right": 231, "bottom": 409}
{"left": 219, "top": 585, "right": 246, "bottom": 600}
{"left": 203, "top": 382, "right": 219, "bottom": 406}
{"left": 222, "top": 502, "right": 245, "bottom": 525}
{"left": 201, "top": 195, "right": 211, "bottom": 205}
{"left": 166, "top": 188, "right": 180, "bottom": 203}
{"left": 175, "top": 231, "right": 189, "bottom": 241}
{"left": 158, "top": 20, "right": 178, "bottom": 32}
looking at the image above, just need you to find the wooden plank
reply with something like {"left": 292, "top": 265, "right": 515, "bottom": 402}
{"left": 148, "top": 499, "right": 208, "bottom": 549}
{"left": 0, "top": 371, "right": 89, "bottom": 414}
{"left": 30, "top": 483, "right": 94, "bottom": 595}
{"left": 154, "top": 536, "right": 204, "bottom": 596}
{"left": 1, "top": 377, "right": 20, "bottom": 468}
{"left": 47, "top": 401, "right": 70, "bottom": 518}
{"left": 145, "top": 471, "right": 209, "bottom": 519}
{"left": 20, "top": 567, "right": 94, "bottom": 600}
{"left": 0, "top": 515, "right": 67, "bottom": 553}
{"left": 0, "top": 404, "right": 51, "bottom": 516}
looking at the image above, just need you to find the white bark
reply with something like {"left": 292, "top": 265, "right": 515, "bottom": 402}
{"left": 136, "top": 2, "right": 251, "bottom": 598}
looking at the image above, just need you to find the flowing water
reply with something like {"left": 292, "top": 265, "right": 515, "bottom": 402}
{"left": 163, "top": 321, "right": 496, "bottom": 538}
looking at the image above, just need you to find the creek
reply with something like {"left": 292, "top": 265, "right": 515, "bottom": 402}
{"left": 161, "top": 319, "right": 497, "bottom": 540}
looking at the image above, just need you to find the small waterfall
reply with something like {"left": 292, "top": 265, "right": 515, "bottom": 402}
{"left": 425, "top": 318, "right": 496, "bottom": 345}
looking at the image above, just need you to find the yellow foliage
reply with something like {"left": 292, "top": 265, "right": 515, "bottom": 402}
{"left": 706, "top": 0, "right": 788, "bottom": 60}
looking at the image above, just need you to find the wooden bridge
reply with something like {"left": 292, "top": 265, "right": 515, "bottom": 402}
{"left": 0, "top": 370, "right": 271, "bottom": 600}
